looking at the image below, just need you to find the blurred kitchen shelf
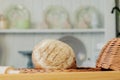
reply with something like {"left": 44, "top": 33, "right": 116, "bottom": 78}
{"left": 0, "top": 29, "right": 105, "bottom": 34}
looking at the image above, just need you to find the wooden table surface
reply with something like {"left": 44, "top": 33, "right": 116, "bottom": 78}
{"left": 0, "top": 71, "right": 120, "bottom": 80}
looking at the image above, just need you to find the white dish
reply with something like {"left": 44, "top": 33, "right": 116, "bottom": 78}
{"left": 59, "top": 36, "right": 87, "bottom": 67}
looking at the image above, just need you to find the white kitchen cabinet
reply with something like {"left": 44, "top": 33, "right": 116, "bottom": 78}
{"left": 0, "top": 0, "right": 116, "bottom": 68}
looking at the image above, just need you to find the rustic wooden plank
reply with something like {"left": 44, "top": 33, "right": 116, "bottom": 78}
{"left": 0, "top": 71, "right": 120, "bottom": 80}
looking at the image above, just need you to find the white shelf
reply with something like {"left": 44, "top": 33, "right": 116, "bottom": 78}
{"left": 0, "top": 29, "right": 105, "bottom": 34}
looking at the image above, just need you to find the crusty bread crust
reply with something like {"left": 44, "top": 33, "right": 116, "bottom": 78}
{"left": 32, "top": 39, "right": 76, "bottom": 69}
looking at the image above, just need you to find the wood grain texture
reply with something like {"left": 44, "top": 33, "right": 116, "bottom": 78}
{"left": 0, "top": 71, "right": 120, "bottom": 80}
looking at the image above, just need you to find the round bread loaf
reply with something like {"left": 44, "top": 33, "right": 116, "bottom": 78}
{"left": 32, "top": 39, "right": 76, "bottom": 69}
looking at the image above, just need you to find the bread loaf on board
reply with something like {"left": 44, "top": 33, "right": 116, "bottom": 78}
{"left": 32, "top": 39, "right": 76, "bottom": 69}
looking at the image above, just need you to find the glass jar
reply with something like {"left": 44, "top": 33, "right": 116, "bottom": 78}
{"left": 0, "top": 14, "right": 8, "bottom": 29}
{"left": 6, "top": 5, "right": 31, "bottom": 29}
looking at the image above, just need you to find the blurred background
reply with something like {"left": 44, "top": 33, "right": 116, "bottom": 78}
{"left": 0, "top": 0, "right": 115, "bottom": 68}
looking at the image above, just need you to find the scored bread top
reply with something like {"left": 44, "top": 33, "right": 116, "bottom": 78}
{"left": 32, "top": 39, "right": 76, "bottom": 69}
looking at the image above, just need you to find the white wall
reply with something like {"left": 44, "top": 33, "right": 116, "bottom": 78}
{"left": 104, "top": 0, "right": 116, "bottom": 41}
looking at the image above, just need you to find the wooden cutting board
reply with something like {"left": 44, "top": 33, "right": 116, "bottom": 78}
{"left": 0, "top": 71, "right": 120, "bottom": 80}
